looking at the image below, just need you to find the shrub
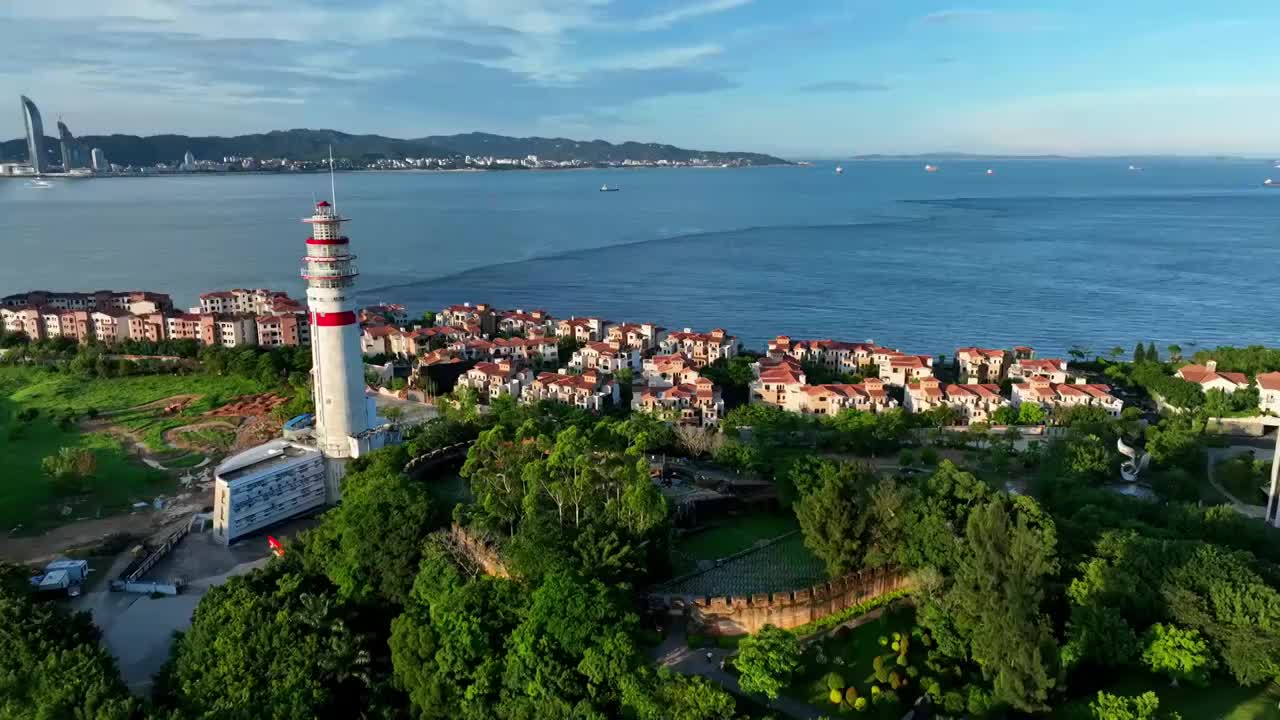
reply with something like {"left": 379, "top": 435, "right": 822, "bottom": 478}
{"left": 854, "top": 697, "right": 868, "bottom": 711}
{"left": 878, "top": 635, "right": 888, "bottom": 647}
{"left": 844, "top": 687, "right": 858, "bottom": 704}
{"left": 85, "top": 407, "right": 99, "bottom": 418}
{"left": 870, "top": 685, "right": 881, "bottom": 696}
{"left": 896, "top": 654, "right": 908, "bottom": 667}
{"left": 891, "top": 640, "right": 900, "bottom": 652}
{"left": 943, "top": 691, "right": 965, "bottom": 713}
{"left": 880, "top": 690, "right": 900, "bottom": 706}
{"left": 920, "top": 447, "right": 939, "bottom": 465}
{"left": 892, "top": 632, "right": 901, "bottom": 641}
{"left": 829, "top": 689, "right": 843, "bottom": 705}
{"left": 824, "top": 671, "right": 845, "bottom": 691}
{"left": 889, "top": 671, "right": 902, "bottom": 689}
{"left": 906, "top": 666, "right": 919, "bottom": 678}
{"left": 899, "top": 449, "right": 915, "bottom": 466}
{"left": 898, "top": 636, "right": 910, "bottom": 655}
{"left": 875, "top": 667, "right": 890, "bottom": 683}
{"left": 872, "top": 656, "right": 884, "bottom": 672}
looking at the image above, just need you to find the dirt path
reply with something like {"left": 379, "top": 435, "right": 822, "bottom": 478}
{"left": 100, "top": 394, "right": 199, "bottom": 417}
{"left": 161, "top": 420, "right": 240, "bottom": 452}
{"left": 0, "top": 514, "right": 152, "bottom": 565}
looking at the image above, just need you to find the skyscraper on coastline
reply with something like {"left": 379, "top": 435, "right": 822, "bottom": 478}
{"left": 91, "top": 148, "right": 108, "bottom": 172}
{"left": 20, "top": 96, "right": 47, "bottom": 173}
{"left": 57, "top": 120, "right": 80, "bottom": 171}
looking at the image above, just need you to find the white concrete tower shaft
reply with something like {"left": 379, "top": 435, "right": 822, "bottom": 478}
{"left": 302, "top": 200, "right": 369, "bottom": 457}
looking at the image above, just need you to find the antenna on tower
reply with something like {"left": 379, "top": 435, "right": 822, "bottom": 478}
{"left": 328, "top": 145, "right": 337, "bottom": 211}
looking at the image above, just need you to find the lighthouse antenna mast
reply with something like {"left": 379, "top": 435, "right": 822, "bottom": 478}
{"left": 328, "top": 145, "right": 338, "bottom": 212}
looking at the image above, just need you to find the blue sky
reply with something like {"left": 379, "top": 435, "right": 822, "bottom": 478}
{"left": 3, "top": 0, "right": 1278, "bottom": 157}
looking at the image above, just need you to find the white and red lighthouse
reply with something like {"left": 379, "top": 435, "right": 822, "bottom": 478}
{"left": 302, "top": 200, "right": 391, "bottom": 494}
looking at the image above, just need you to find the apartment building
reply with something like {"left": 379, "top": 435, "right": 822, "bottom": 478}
{"left": 660, "top": 328, "right": 737, "bottom": 368}
{"left": 749, "top": 356, "right": 895, "bottom": 415}
{"left": 199, "top": 315, "right": 257, "bottom": 348}
{"left": 361, "top": 324, "right": 403, "bottom": 356}
{"left": 198, "top": 289, "right": 294, "bottom": 316}
{"left": 166, "top": 314, "right": 202, "bottom": 342}
{"left": 1258, "top": 372, "right": 1280, "bottom": 415}
{"left": 2, "top": 290, "right": 173, "bottom": 314}
{"left": 1011, "top": 376, "right": 1123, "bottom": 418}
{"left": 1175, "top": 361, "right": 1250, "bottom": 394}
{"left": 642, "top": 353, "right": 703, "bottom": 388}
{"left": 522, "top": 370, "right": 619, "bottom": 411}
{"left": 361, "top": 304, "right": 408, "bottom": 326}
{"left": 498, "top": 308, "right": 553, "bottom": 337}
{"left": 750, "top": 356, "right": 808, "bottom": 407}
{"left": 607, "top": 322, "right": 666, "bottom": 354}
{"left": 127, "top": 313, "right": 168, "bottom": 343}
{"left": 58, "top": 310, "right": 93, "bottom": 342}
{"left": 768, "top": 337, "right": 882, "bottom": 374}
{"left": 1008, "top": 358, "right": 1070, "bottom": 384}
{"left": 492, "top": 337, "right": 560, "bottom": 365}
{"left": 905, "top": 377, "right": 1009, "bottom": 425}
{"left": 881, "top": 353, "right": 934, "bottom": 386}
{"left": 438, "top": 303, "right": 496, "bottom": 337}
{"left": 1, "top": 307, "right": 44, "bottom": 340}
{"left": 633, "top": 377, "right": 723, "bottom": 427}
{"left": 256, "top": 314, "right": 308, "bottom": 347}
{"left": 455, "top": 360, "right": 533, "bottom": 401}
{"left": 955, "top": 347, "right": 1010, "bottom": 383}
{"left": 570, "top": 341, "right": 642, "bottom": 374}
{"left": 91, "top": 310, "right": 131, "bottom": 343}
{"left": 557, "top": 316, "right": 610, "bottom": 343}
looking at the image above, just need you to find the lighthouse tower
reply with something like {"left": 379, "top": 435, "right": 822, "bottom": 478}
{"left": 302, "top": 199, "right": 393, "bottom": 499}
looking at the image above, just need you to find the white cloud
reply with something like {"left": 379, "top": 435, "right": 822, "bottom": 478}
{"left": 592, "top": 43, "right": 722, "bottom": 71}
{"left": 631, "top": 0, "right": 751, "bottom": 31}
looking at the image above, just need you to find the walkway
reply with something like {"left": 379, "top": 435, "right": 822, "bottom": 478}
{"left": 1205, "top": 447, "right": 1269, "bottom": 520}
{"left": 651, "top": 624, "right": 828, "bottom": 720}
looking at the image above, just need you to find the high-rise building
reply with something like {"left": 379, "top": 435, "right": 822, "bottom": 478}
{"left": 90, "top": 148, "right": 108, "bottom": 172}
{"left": 57, "top": 120, "right": 78, "bottom": 171}
{"left": 182, "top": 150, "right": 195, "bottom": 170}
{"left": 20, "top": 96, "right": 47, "bottom": 174}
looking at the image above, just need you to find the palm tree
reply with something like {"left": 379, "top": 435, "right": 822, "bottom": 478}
{"left": 1167, "top": 344, "right": 1183, "bottom": 363}
{"left": 1108, "top": 347, "right": 1126, "bottom": 362}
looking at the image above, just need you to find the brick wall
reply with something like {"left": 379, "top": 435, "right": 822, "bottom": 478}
{"left": 677, "top": 566, "right": 911, "bottom": 636}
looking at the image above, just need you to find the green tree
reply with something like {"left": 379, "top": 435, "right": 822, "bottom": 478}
{"left": 0, "top": 564, "right": 139, "bottom": 720}
{"left": 1061, "top": 605, "right": 1139, "bottom": 670}
{"left": 1146, "top": 343, "right": 1159, "bottom": 363}
{"left": 1166, "top": 344, "right": 1183, "bottom": 362}
{"left": 1063, "top": 432, "right": 1115, "bottom": 484}
{"left": 736, "top": 625, "right": 802, "bottom": 700}
{"left": 1133, "top": 343, "right": 1146, "bottom": 364}
{"left": 1089, "top": 691, "right": 1172, "bottom": 720}
{"left": 937, "top": 498, "right": 1060, "bottom": 712}
{"left": 991, "top": 405, "right": 1018, "bottom": 426}
{"left": 794, "top": 462, "right": 872, "bottom": 576}
{"left": 1107, "top": 347, "right": 1126, "bottom": 362}
{"left": 305, "top": 448, "right": 434, "bottom": 605}
{"left": 1141, "top": 624, "right": 1214, "bottom": 687}
{"left": 1016, "top": 402, "right": 1046, "bottom": 426}
{"left": 156, "top": 560, "right": 398, "bottom": 719}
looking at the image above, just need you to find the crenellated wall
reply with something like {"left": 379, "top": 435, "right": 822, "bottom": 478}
{"left": 446, "top": 523, "right": 510, "bottom": 579}
{"left": 674, "top": 566, "right": 911, "bottom": 636}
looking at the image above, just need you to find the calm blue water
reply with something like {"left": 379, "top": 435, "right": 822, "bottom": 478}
{"left": 3, "top": 159, "right": 1278, "bottom": 356}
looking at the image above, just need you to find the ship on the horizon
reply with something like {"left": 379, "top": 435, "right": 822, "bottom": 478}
{"left": 835, "top": 166, "right": 844, "bottom": 174}
{"left": 1265, "top": 178, "right": 1278, "bottom": 188}
{"left": 986, "top": 168, "right": 995, "bottom": 176}
{"left": 924, "top": 164, "right": 938, "bottom": 173}
{"left": 1128, "top": 164, "right": 1142, "bottom": 172}
{"left": 599, "top": 184, "right": 619, "bottom": 192}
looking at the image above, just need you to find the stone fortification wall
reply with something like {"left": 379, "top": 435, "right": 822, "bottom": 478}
{"left": 684, "top": 566, "right": 910, "bottom": 636}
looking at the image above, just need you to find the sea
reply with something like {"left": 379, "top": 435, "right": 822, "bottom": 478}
{"left": 3, "top": 159, "right": 1279, "bottom": 357}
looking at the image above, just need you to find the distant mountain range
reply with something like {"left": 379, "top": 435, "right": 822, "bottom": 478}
{"left": 0, "top": 129, "right": 789, "bottom": 167}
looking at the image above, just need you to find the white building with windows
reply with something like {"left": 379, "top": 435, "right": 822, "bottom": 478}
{"left": 212, "top": 440, "right": 326, "bottom": 545}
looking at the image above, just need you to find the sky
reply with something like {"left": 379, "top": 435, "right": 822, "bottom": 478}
{"left": 3, "top": 0, "right": 1279, "bottom": 158}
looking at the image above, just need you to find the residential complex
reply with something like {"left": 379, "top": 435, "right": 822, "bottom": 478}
{"left": 1175, "top": 361, "right": 1250, "bottom": 393}
{"left": 634, "top": 378, "right": 723, "bottom": 427}
{"left": 1011, "top": 377, "right": 1123, "bottom": 417}
{"left": 661, "top": 328, "right": 738, "bottom": 368}
{"left": 905, "top": 378, "right": 1009, "bottom": 425}
{"left": 767, "top": 335, "right": 934, "bottom": 386}
{"left": 1, "top": 288, "right": 309, "bottom": 349}
{"left": 750, "top": 356, "right": 897, "bottom": 416}
{"left": 523, "top": 370, "right": 619, "bottom": 412}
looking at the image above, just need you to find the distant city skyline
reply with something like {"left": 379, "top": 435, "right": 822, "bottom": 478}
{"left": 20, "top": 96, "right": 47, "bottom": 173}
{"left": 3, "top": 1, "right": 1279, "bottom": 158}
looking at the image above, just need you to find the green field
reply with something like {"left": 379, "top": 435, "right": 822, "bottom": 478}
{"left": 0, "top": 367, "right": 268, "bottom": 533}
{"left": 1051, "top": 674, "right": 1280, "bottom": 720}
{"left": 672, "top": 512, "right": 800, "bottom": 576}
{"left": 789, "top": 605, "right": 918, "bottom": 718}
{"left": 658, "top": 531, "right": 825, "bottom": 597}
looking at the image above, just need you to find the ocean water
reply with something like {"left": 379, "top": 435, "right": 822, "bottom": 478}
{"left": 2, "top": 159, "right": 1278, "bottom": 356}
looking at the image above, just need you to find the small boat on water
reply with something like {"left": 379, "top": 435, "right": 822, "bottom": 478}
{"left": 1128, "top": 164, "right": 1142, "bottom": 172}
{"left": 835, "top": 166, "right": 844, "bottom": 174}
{"left": 599, "top": 184, "right": 619, "bottom": 192}
{"left": 25, "top": 178, "right": 51, "bottom": 189}
{"left": 1265, "top": 178, "right": 1279, "bottom": 188}
{"left": 986, "top": 168, "right": 995, "bottom": 176}
{"left": 924, "top": 164, "right": 938, "bottom": 173}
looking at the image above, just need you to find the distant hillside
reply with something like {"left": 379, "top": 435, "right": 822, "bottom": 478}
{"left": 1, "top": 128, "right": 788, "bottom": 167}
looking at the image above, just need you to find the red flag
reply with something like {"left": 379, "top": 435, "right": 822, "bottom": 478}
{"left": 268, "top": 536, "right": 284, "bottom": 557}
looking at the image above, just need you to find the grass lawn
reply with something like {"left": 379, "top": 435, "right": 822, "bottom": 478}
{"left": 672, "top": 512, "right": 799, "bottom": 576}
{"left": 177, "top": 427, "right": 237, "bottom": 451}
{"left": 1050, "top": 673, "right": 1280, "bottom": 719}
{"left": 1215, "top": 454, "right": 1269, "bottom": 506}
{"left": 0, "top": 367, "right": 268, "bottom": 533}
{"left": 789, "top": 604, "right": 920, "bottom": 717}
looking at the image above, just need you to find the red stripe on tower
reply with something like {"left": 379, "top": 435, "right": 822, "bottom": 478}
{"left": 306, "top": 237, "right": 349, "bottom": 245}
{"left": 311, "top": 310, "right": 357, "bottom": 326}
